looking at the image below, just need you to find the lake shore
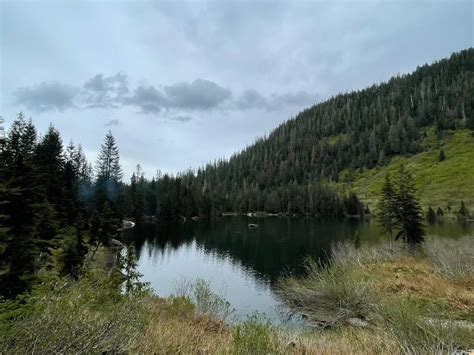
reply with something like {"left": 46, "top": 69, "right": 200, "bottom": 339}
{"left": 1, "top": 235, "right": 472, "bottom": 353}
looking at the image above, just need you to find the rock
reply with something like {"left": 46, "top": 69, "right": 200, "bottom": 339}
{"left": 121, "top": 220, "right": 136, "bottom": 230}
{"left": 110, "top": 239, "right": 124, "bottom": 249}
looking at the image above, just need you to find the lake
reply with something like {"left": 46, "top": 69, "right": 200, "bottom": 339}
{"left": 123, "top": 217, "right": 473, "bottom": 322}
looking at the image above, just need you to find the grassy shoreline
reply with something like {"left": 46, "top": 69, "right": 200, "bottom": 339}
{"left": 1, "top": 236, "right": 473, "bottom": 353}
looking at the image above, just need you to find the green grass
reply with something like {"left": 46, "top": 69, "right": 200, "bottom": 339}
{"left": 343, "top": 130, "right": 474, "bottom": 217}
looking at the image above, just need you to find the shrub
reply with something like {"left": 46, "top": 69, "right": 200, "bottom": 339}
{"left": 277, "top": 258, "right": 374, "bottom": 328}
{"left": 232, "top": 313, "right": 280, "bottom": 354}
{"left": 0, "top": 271, "right": 150, "bottom": 353}
{"left": 173, "top": 277, "right": 234, "bottom": 322}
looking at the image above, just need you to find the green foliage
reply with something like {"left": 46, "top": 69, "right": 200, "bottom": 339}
{"left": 0, "top": 272, "right": 150, "bottom": 353}
{"left": 376, "top": 167, "right": 425, "bottom": 246}
{"left": 350, "top": 130, "right": 474, "bottom": 216}
{"left": 376, "top": 174, "right": 397, "bottom": 248}
{"left": 232, "top": 313, "right": 280, "bottom": 355}
{"left": 119, "top": 245, "right": 150, "bottom": 295}
{"left": 393, "top": 166, "right": 425, "bottom": 245}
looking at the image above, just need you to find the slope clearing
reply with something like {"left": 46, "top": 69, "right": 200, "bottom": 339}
{"left": 341, "top": 130, "right": 474, "bottom": 217}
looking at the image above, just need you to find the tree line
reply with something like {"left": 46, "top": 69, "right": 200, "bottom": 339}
{"left": 146, "top": 48, "right": 472, "bottom": 219}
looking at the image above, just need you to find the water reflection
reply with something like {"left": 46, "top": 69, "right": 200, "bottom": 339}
{"left": 123, "top": 217, "right": 472, "bottom": 320}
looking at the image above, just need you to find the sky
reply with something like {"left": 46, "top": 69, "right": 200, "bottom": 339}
{"left": 1, "top": 0, "right": 472, "bottom": 179}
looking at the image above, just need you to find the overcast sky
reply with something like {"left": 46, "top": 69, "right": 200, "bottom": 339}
{"left": 1, "top": 0, "right": 472, "bottom": 179}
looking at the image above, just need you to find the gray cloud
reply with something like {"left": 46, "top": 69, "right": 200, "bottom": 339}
{"left": 125, "top": 85, "right": 168, "bottom": 113}
{"left": 104, "top": 119, "right": 120, "bottom": 127}
{"left": 12, "top": 75, "right": 312, "bottom": 117}
{"left": 14, "top": 82, "right": 79, "bottom": 112}
{"left": 82, "top": 73, "right": 129, "bottom": 108}
{"left": 163, "top": 79, "right": 231, "bottom": 110}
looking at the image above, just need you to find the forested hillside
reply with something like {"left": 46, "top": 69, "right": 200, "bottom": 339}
{"left": 150, "top": 48, "right": 473, "bottom": 218}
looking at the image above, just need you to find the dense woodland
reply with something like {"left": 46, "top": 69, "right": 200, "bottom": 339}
{"left": 150, "top": 48, "right": 473, "bottom": 218}
{"left": 0, "top": 49, "right": 472, "bottom": 297}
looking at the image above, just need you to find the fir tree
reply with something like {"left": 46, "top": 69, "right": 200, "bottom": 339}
{"left": 438, "top": 149, "right": 446, "bottom": 162}
{"left": 393, "top": 166, "right": 425, "bottom": 245}
{"left": 457, "top": 200, "right": 470, "bottom": 222}
{"left": 122, "top": 245, "right": 148, "bottom": 295}
{"left": 426, "top": 206, "right": 437, "bottom": 224}
{"left": 376, "top": 173, "right": 397, "bottom": 251}
{"left": 436, "top": 207, "right": 444, "bottom": 219}
{"left": 95, "top": 131, "right": 123, "bottom": 209}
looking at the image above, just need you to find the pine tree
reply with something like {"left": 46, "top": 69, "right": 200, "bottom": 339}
{"left": 457, "top": 200, "right": 470, "bottom": 222}
{"left": 95, "top": 131, "right": 123, "bottom": 208}
{"left": 438, "top": 149, "right": 446, "bottom": 162}
{"left": 376, "top": 173, "right": 397, "bottom": 251}
{"left": 122, "top": 245, "right": 148, "bottom": 294}
{"left": 0, "top": 114, "right": 43, "bottom": 296}
{"left": 34, "top": 124, "right": 66, "bottom": 219}
{"left": 95, "top": 131, "right": 122, "bottom": 182}
{"left": 436, "top": 207, "right": 444, "bottom": 218}
{"left": 393, "top": 166, "right": 425, "bottom": 245}
{"left": 97, "top": 201, "right": 119, "bottom": 247}
{"left": 426, "top": 206, "right": 437, "bottom": 224}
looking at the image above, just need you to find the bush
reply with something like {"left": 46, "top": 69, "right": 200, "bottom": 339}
{"left": 232, "top": 313, "right": 280, "bottom": 354}
{"left": 173, "top": 278, "right": 234, "bottom": 322}
{"left": 277, "top": 258, "right": 374, "bottom": 328}
{"left": 0, "top": 271, "right": 150, "bottom": 353}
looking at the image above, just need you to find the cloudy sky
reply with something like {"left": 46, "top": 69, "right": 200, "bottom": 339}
{"left": 1, "top": 0, "right": 472, "bottom": 178}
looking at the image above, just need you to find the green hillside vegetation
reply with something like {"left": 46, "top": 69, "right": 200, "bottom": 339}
{"left": 342, "top": 130, "right": 474, "bottom": 217}
{"left": 138, "top": 48, "right": 473, "bottom": 220}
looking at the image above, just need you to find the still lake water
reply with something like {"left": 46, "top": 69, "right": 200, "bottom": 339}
{"left": 123, "top": 217, "right": 473, "bottom": 322}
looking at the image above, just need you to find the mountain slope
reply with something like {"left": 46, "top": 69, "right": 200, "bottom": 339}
{"left": 153, "top": 48, "right": 474, "bottom": 217}
{"left": 341, "top": 130, "right": 474, "bottom": 215}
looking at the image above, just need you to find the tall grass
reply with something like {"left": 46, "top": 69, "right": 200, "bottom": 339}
{"left": 277, "top": 258, "right": 374, "bottom": 327}
{"left": 277, "top": 236, "right": 474, "bottom": 352}
{"left": 424, "top": 236, "right": 474, "bottom": 280}
{"left": 379, "top": 299, "right": 473, "bottom": 354}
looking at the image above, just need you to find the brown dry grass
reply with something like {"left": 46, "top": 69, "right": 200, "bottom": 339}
{"left": 360, "top": 256, "right": 474, "bottom": 320}
{"left": 136, "top": 296, "right": 232, "bottom": 353}
{"left": 280, "top": 327, "right": 397, "bottom": 354}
